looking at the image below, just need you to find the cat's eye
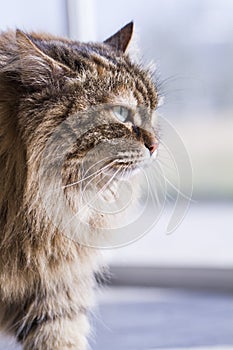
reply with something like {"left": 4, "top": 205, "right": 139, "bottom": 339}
{"left": 112, "top": 106, "right": 130, "bottom": 123}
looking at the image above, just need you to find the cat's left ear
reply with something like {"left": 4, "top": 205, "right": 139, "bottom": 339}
{"left": 16, "top": 30, "right": 71, "bottom": 87}
{"left": 104, "top": 22, "right": 134, "bottom": 53}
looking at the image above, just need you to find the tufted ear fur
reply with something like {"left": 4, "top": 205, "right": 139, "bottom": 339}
{"left": 15, "top": 30, "right": 71, "bottom": 87}
{"left": 104, "top": 22, "right": 134, "bottom": 53}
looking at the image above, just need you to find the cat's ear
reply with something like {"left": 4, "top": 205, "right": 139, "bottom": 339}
{"left": 104, "top": 22, "right": 134, "bottom": 53}
{"left": 16, "top": 30, "right": 70, "bottom": 87}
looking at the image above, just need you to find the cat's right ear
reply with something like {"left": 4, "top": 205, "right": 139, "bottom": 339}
{"left": 16, "top": 30, "right": 71, "bottom": 87}
{"left": 104, "top": 22, "right": 134, "bottom": 53}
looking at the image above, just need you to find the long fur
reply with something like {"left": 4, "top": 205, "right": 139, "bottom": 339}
{"left": 0, "top": 24, "right": 158, "bottom": 349}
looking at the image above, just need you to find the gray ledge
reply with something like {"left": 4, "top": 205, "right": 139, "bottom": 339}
{"left": 109, "top": 265, "right": 233, "bottom": 292}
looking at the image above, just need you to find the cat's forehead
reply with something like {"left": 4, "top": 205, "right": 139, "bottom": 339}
{"left": 107, "top": 83, "right": 157, "bottom": 113}
{"left": 109, "top": 91, "right": 137, "bottom": 109}
{"left": 28, "top": 34, "right": 158, "bottom": 110}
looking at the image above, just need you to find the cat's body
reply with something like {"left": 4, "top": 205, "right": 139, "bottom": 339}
{"left": 0, "top": 23, "right": 158, "bottom": 349}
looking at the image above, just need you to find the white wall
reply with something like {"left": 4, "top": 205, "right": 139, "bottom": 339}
{"left": 0, "top": 0, "right": 68, "bottom": 36}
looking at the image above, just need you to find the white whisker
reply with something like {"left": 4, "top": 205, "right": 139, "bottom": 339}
{"left": 62, "top": 159, "right": 117, "bottom": 189}
{"left": 62, "top": 164, "right": 124, "bottom": 242}
{"left": 156, "top": 160, "right": 195, "bottom": 203}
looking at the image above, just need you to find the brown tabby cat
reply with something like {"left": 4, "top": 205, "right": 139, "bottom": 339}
{"left": 0, "top": 22, "right": 158, "bottom": 349}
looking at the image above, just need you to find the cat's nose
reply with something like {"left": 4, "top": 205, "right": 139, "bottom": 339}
{"left": 145, "top": 141, "right": 158, "bottom": 155}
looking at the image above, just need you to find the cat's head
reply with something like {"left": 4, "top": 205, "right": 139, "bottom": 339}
{"left": 0, "top": 23, "right": 160, "bottom": 242}
{"left": 10, "top": 23, "right": 159, "bottom": 180}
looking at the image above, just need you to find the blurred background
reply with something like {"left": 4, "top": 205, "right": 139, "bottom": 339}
{"left": 0, "top": 1, "right": 232, "bottom": 349}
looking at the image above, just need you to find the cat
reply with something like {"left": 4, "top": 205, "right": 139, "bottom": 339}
{"left": 0, "top": 22, "right": 159, "bottom": 349}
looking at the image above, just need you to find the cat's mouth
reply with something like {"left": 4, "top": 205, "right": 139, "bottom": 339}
{"left": 101, "top": 154, "right": 153, "bottom": 179}
{"left": 82, "top": 155, "right": 152, "bottom": 204}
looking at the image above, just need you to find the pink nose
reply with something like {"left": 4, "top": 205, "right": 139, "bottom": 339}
{"left": 147, "top": 142, "right": 158, "bottom": 155}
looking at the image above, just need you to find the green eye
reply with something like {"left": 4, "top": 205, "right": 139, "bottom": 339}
{"left": 113, "top": 106, "right": 130, "bottom": 122}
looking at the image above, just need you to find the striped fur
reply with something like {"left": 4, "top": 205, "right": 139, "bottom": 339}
{"left": 0, "top": 23, "right": 158, "bottom": 349}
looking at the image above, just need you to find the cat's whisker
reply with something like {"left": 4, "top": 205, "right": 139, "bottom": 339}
{"left": 157, "top": 157, "right": 178, "bottom": 174}
{"left": 80, "top": 160, "right": 117, "bottom": 195}
{"left": 158, "top": 152, "right": 176, "bottom": 161}
{"left": 120, "top": 165, "right": 128, "bottom": 179}
{"left": 82, "top": 165, "right": 123, "bottom": 207}
{"left": 155, "top": 160, "right": 194, "bottom": 203}
{"left": 155, "top": 158, "right": 184, "bottom": 202}
{"left": 62, "top": 159, "right": 117, "bottom": 189}
{"left": 146, "top": 162, "right": 176, "bottom": 206}
{"left": 64, "top": 167, "right": 123, "bottom": 247}
{"left": 62, "top": 169, "right": 102, "bottom": 190}
{"left": 82, "top": 156, "right": 117, "bottom": 178}
{"left": 157, "top": 162, "right": 178, "bottom": 178}
{"left": 64, "top": 157, "right": 118, "bottom": 190}
{"left": 61, "top": 164, "right": 124, "bottom": 242}
{"left": 146, "top": 169, "right": 163, "bottom": 208}
{"left": 40, "top": 159, "right": 117, "bottom": 200}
